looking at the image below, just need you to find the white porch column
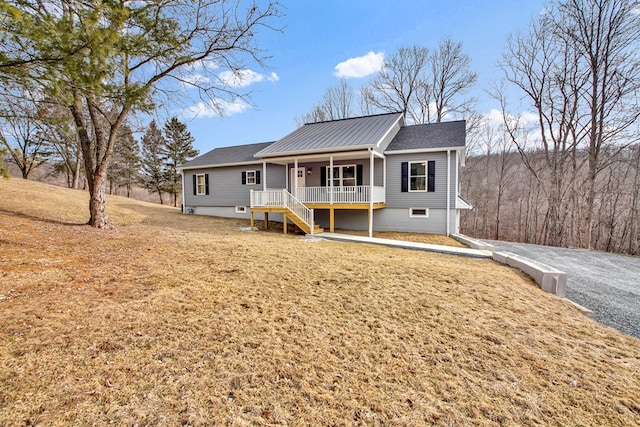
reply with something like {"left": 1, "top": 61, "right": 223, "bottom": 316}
{"left": 369, "top": 149, "right": 374, "bottom": 237}
{"left": 329, "top": 155, "right": 334, "bottom": 205}
{"left": 446, "top": 149, "right": 451, "bottom": 236}
{"left": 262, "top": 160, "right": 267, "bottom": 191}
{"left": 285, "top": 163, "right": 289, "bottom": 191}
{"left": 383, "top": 156, "right": 387, "bottom": 190}
{"left": 294, "top": 158, "right": 298, "bottom": 198}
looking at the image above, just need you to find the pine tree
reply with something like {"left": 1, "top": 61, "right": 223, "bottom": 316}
{"left": 0, "top": 147, "right": 10, "bottom": 178}
{"left": 139, "top": 120, "right": 167, "bottom": 204}
{"left": 108, "top": 125, "right": 140, "bottom": 197}
{"left": 161, "top": 117, "right": 199, "bottom": 207}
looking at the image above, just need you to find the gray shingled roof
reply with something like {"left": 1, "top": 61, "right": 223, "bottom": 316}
{"left": 180, "top": 141, "right": 273, "bottom": 169}
{"left": 385, "top": 120, "right": 466, "bottom": 152}
{"left": 255, "top": 112, "right": 404, "bottom": 157}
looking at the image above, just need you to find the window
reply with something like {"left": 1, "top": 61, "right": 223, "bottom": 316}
{"left": 409, "top": 208, "right": 429, "bottom": 218}
{"left": 235, "top": 206, "right": 247, "bottom": 214}
{"left": 401, "top": 161, "right": 435, "bottom": 192}
{"left": 325, "top": 164, "right": 357, "bottom": 187}
{"left": 242, "top": 170, "right": 260, "bottom": 185}
{"left": 410, "top": 162, "right": 426, "bottom": 191}
{"left": 194, "top": 173, "right": 208, "bottom": 195}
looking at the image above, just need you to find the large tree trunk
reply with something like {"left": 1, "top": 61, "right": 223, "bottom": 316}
{"left": 69, "top": 93, "right": 115, "bottom": 228}
{"left": 88, "top": 170, "right": 109, "bottom": 228}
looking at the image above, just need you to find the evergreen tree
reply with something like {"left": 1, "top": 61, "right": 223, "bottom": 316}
{"left": 139, "top": 120, "right": 166, "bottom": 204}
{"left": 0, "top": 147, "right": 10, "bottom": 178}
{"left": 108, "top": 125, "right": 140, "bottom": 197}
{"left": 161, "top": 117, "right": 199, "bottom": 207}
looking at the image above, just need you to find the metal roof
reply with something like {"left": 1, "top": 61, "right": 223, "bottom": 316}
{"left": 255, "top": 112, "right": 404, "bottom": 158}
{"left": 179, "top": 141, "right": 273, "bottom": 169}
{"left": 385, "top": 120, "right": 466, "bottom": 152}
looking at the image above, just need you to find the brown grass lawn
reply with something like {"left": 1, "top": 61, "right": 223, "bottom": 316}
{"left": 1, "top": 179, "right": 639, "bottom": 426}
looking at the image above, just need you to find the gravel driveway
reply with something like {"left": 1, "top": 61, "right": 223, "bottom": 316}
{"left": 487, "top": 240, "right": 640, "bottom": 339}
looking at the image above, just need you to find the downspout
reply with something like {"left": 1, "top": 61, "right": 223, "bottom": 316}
{"left": 180, "top": 170, "right": 185, "bottom": 213}
{"left": 446, "top": 149, "right": 451, "bottom": 236}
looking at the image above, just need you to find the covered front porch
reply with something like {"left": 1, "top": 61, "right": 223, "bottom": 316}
{"left": 251, "top": 149, "right": 387, "bottom": 236}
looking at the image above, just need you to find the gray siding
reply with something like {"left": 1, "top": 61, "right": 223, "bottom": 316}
{"left": 374, "top": 208, "right": 448, "bottom": 234}
{"left": 386, "top": 151, "right": 458, "bottom": 209}
{"left": 184, "top": 164, "right": 285, "bottom": 207}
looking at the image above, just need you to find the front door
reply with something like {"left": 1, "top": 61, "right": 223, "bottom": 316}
{"left": 291, "top": 167, "right": 305, "bottom": 196}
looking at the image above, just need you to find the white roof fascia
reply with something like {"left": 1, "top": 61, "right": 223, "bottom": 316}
{"left": 375, "top": 114, "right": 405, "bottom": 149}
{"left": 384, "top": 146, "right": 466, "bottom": 155}
{"left": 178, "top": 160, "right": 263, "bottom": 171}
{"left": 457, "top": 196, "right": 473, "bottom": 210}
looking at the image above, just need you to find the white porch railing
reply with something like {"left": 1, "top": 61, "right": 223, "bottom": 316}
{"left": 250, "top": 189, "right": 315, "bottom": 235}
{"left": 296, "top": 185, "right": 386, "bottom": 204}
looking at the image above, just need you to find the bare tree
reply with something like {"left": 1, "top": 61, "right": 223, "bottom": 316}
{"left": 361, "top": 45, "right": 430, "bottom": 123}
{"left": 499, "top": 0, "right": 640, "bottom": 248}
{"left": 298, "top": 80, "right": 355, "bottom": 125}
{"left": 0, "top": 97, "right": 52, "bottom": 179}
{"left": 362, "top": 41, "right": 477, "bottom": 125}
{"left": 556, "top": 0, "right": 640, "bottom": 249}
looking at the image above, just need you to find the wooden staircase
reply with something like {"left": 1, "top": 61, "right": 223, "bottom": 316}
{"left": 284, "top": 212, "right": 323, "bottom": 235}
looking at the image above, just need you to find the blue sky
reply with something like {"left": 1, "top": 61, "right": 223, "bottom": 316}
{"left": 170, "top": 0, "right": 546, "bottom": 154}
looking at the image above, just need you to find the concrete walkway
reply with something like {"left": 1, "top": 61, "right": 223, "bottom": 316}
{"left": 318, "top": 233, "right": 492, "bottom": 258}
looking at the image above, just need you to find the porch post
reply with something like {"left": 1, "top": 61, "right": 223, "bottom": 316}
{"left": 329, "top": 155, "right": 334, "bottom": 204}
{"left": 446, "top": 149, "right": 451, "bottom": 236}
{"left": 383, "top": 156, "right": 387, "bottom": 191}
{"left": 369, "top": 149, "right": 374, "bottom": 237}
{"left": 285, "top": 163, "right": 289, "bottom": 192}
{"left": 330, "top": 208, "right": 335, "bottom": 233}
{"left": 262, "top": 160, "right": 267, "bottom": 191}
{"left": 294, "top": 158, "right": 298, "bottom": 198}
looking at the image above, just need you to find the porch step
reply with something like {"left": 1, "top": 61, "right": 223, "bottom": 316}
{"left": 285, "top": 213, "right": 323, "bottom": 235}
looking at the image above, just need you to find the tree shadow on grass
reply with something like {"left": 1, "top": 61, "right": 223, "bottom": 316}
{"left": 0, "top": 209, "right": 88, "bottom": 227}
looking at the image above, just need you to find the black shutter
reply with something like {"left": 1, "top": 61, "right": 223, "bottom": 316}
{"left": 427, "top": 160, "right": 435, "bottom": 192}
{"left": 401, "top": 162, "right": 408, "bottom": 192}
{"left": 241, "top": 171, "right": 246, "bottom": 185}
{"left": 320, "top": 166, "right": 326, "bottom": 187}
{"left": 356, "top": 164, "right": 363, "bottom": 186}
{"left": 204, "top": 174, "right": 209, "bottom": 195}
{"left": 256, "top": 170, "right": 261, "bottom": 185}
{"left": 193, "top": 174, "right": 197, "bottom": 195}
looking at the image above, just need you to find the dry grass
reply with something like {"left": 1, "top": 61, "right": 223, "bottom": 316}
{"left": 1, "top": 178, "right": 639, "bottom": 426}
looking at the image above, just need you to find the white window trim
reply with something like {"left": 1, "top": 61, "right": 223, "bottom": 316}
{"left": 408, "top": 161, "right": 427, "bottom": 192}
{"left": 195, "top": 173, "right": 206, "bottom": 195}
{"left": 409, "top": 207, "right": 429, "bottom": 218}
{"left": 235, "top": 206, "right": 247, "bottom": 214}
{"left": 246, "top": 170, "right": 257, "bottom": 185}
{"left": 325, "top": 164, "right": 357, "bottom": 187}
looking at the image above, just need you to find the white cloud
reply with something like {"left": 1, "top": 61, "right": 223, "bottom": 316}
{"left": 334, "top": 51, "right": 384, "bottom": 78}
{"left": 180, "top": 98, "right": 250, "bottom": 119}
{"left": 218, "top": 69, "right": 280, "bottom": 88}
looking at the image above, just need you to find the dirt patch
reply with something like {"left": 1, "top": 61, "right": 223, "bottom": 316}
{"left": 1, "top": 179, "right": 639, "bottom": 426}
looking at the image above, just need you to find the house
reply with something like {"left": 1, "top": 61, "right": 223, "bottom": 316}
{"left": 179, "top": 112, "right": 471, "bottom": 237}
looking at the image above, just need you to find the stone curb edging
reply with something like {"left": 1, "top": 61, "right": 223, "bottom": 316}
{"left": 451, "top": 233, "right": 495, "bottom": 252}
{"left": 493, "top": 251, "right": 568, "bottom": 298}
